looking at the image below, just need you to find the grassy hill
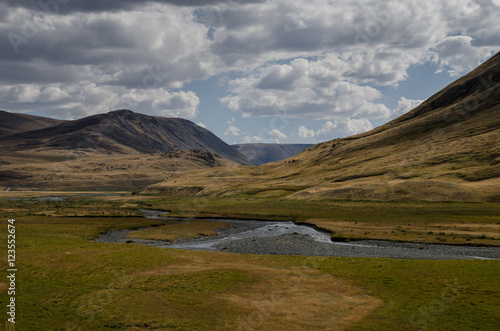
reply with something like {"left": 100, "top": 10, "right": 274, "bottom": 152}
{"left": 0, "top": 110, "right": 251, "bottom": 190}
{"left": 0, "top": 109, "right": 251, "bottom": 165}
{"left": 0, "top": 110, "right": 64, "bottom": 136}
{"left": 143, "top": 52, "right": 500, "bottom": 202}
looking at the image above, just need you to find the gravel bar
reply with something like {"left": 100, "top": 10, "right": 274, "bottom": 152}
{"left": 93, "top": 210, "right": 500, "bottom": 260}
{"left": 214, "top": 234, "right": 500, "bottom": 260}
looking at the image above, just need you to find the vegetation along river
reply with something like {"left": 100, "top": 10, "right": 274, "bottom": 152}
{"left": 94, "top": 210, "right": 500, "bottom": 260}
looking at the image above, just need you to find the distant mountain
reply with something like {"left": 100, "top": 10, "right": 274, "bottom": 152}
{"left": 144, "top": 52, "right": 500, "bottom": 202}
{"left": 232, "top": 143, "right": 313, "bottom": 165}
{"left": 0, "top": 110, "right": 64, "bottom": 136}
{"left": 0, "top": 109, "right": 251, "bottom": 165}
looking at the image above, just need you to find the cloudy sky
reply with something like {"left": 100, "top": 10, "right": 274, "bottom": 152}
{"left": 2, "top": 0, "right": 499, "bottom": 144}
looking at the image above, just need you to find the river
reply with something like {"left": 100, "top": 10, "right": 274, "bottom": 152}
{"left": 93, "top": 210, "right": 500, "bottom": 260}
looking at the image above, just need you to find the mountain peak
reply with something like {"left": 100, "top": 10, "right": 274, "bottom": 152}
{"left": 0, "top": 109, "right": 252, "bottom": 165}
{"left": 109, "top": 109, "right": 135, "bottom": 116}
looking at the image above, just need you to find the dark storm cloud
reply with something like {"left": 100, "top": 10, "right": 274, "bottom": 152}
{"left": 4, "top": 0, "right": 265, "bottom": 14}
{"left": 0, "top": 59, "right": 84, "bottom": 85}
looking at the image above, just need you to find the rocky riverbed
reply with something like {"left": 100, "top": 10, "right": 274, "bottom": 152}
{"left": 93, "top": 210, "right": 500, "bottom": 260}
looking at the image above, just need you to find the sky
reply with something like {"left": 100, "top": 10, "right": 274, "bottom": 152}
{"left": 1, "top": 0, "right": 500, "bottom": 145}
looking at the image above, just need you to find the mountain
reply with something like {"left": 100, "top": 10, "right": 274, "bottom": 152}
{"left": 0, "top": 109, "right": 251, "bottom": 165}
{"left": 0, "top": 110, "right": 64, "bottom": 136}
{"left": 232, "top": 143, "right": 313, "bottom": 165}
{"left": 144, "top": 52, "right": 500, "bottom": 202}
{"left": 0, "top": 109, "right": 252, "bottom": 190}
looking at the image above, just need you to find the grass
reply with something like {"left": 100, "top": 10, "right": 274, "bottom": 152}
{"left": 0, "top": 150, "right": 236, "bottom": 191}
{"left": 261, "top": 255, "right": 500, "bottom": 331}
{"left": 0, "top": 214, "right": 498, "bottom": 330}
{"left": 300, "top": 219, "right": 500, "bottom": 246}
{"left": 126, "top": 219, "right": 228, "bottom": 242}
{"left": 2, "top": 195, "right": 499, "bottom": 245}
{"left": 137, "top": 197, "right": 500, "bottom": 245}
{"left": 0, "top": 195, "right": 499, "bottom": 329}
{"left": 0, "top": 216, "right": 382, "bottom": 330}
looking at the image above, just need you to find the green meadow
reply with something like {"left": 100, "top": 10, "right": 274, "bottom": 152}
{"left": 0, "top": 195, "right": 499, "bottom": 330}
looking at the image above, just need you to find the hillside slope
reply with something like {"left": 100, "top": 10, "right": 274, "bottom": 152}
{"left": 0, "top": 109, "right": 251, "bottom": 165}
{"left": 0, "top": 110, "right": 64, "bottom": 136}
{"left": 144, "top": 52, "right": 500, "bottom": 202}
{"left": 0, "top": 109, "right": 251, "bottom": 190}
{"left": 232, "top": 143, "right": 313, "bottom": 165}
{"left": 0, "top": 149, "right": 237, "bottom": 191}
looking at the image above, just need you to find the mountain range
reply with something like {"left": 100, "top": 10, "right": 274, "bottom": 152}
{"left": 144, "top": 52, "right": 500, "bottom": 202}
{"left": 2, "top": 52, "right": 499, "bottom": 199}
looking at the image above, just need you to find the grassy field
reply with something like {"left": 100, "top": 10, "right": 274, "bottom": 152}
{"left": 0, "top": 194, "right": 499, "bottom": 329}
{"left": 139, "top": 196, "right": 500, "bottom": 246}
{"left": 2, "top": 195, "right": 500, "bottom": 246}
{"left": 126, "top": 219, "right": 229, "bottom": 242}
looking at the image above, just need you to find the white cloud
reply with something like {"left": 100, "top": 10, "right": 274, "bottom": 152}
{"left": 0, "top": 85, "right": 71, "bottom": 103}
{"left": 242, "top": 135, "right": 261, "bottom": 143}
{"left": 345, "top": 118, "right": 373, "bottom": 135}
{"left": 215, "top": 0, "right": 499, "bottom": 122}
{"left": 0, "top": 83, "right": 201, "bottom": 120}
{"left": 1, "top": 0, "right": 500, "bottom": 122}
{"left": 391, "top": 97, "right": 424, "bottom": 118}
{"left": 269, "top": 129, "right": 287, "bottom": 140}
{"left": 196, "top": 122, "right": 207, "bottom": 128}
{"left": 224, "top": 125, "right": 240, "bottom": 136}
{"left": 315, "top": 118, "right": 373, "bottom": 141}
{"left": 220, "top": 56, "right": 392, "bottom": 120}
{"left": 315, "top": 121, "right": 337, "bottom": 140}
{"left": 432, "top": 36, "right": 495, "bottom": 76}
{"left": 298, "top": 125, "right": 315, "bottom": 138}
{"left": 151, "top": 90, "right": 200, "bottom": 118}
{"left": 0, "top": 4, "right": 210, "bottom": 117}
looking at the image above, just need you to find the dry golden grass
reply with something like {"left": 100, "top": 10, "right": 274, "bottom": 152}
{"left": 143, "top": 55, "right": 500, "bottom": 202}
{"left": 133, "top": 255, "right": 382, "bottom": 330}
{"left": 0, "top": 150, "right": 238, "bottom": 191}
{"left": 143, "top": 106, "right": 500, "bottom": 202}
{"left": 0, "top": 282, "right": 8, "bottom": 294}
{"left": 2, "top": 203, "right": 499, "bottom": 329}
{"left": 303, "top": 219, "right": 500, "bottom": 245}
{"left": 126, "top": 219, "right": 228, "bottom": 242}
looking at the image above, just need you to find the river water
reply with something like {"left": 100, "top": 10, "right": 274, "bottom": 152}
{"left": 93, "top": 210, "right": 500, "bottom": 260}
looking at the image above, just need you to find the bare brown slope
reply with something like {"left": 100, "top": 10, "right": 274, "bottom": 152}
{"left": 0, "top": 110, "right": 64, "bottom": 136}
{"left": 144, "top": 52, "right": 500, "bottom": 201}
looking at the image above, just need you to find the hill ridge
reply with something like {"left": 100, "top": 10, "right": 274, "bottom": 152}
{"left": 0, "top": 110, "right": 64, "bottom": 136}
{"left": 0, "top": 109, "right": 251, "bottom": 165}
{"left": 143, "top": 51, "right": 500, "bottom": 202}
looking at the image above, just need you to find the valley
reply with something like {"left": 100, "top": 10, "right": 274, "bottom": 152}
{"left": 1, "top": 51, "right": 499, "bottom": 330}
{"left": 0, "top": 194, "right": 499, "bottom": 329}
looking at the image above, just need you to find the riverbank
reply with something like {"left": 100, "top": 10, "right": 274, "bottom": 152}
{"left": 2, "top": 211, "right": 499, "bottom": 329}
{"left": 94, "top": 212, "right": 500, "bottom": 260}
